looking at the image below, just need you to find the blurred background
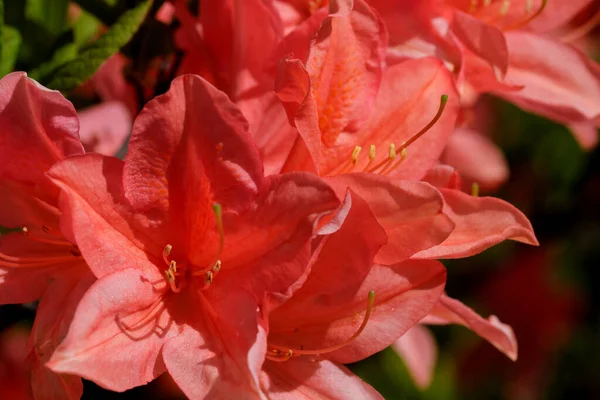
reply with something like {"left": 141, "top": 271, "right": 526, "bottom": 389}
{"left": 0, "top": 1, "right": 599, "bottom": 399}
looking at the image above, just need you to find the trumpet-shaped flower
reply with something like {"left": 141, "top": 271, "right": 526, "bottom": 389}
{"left": 0, "top": 72, "right": 98, "bottom": 400}
{"left": 47, "top": 74, "right": 340, "bottom": 398}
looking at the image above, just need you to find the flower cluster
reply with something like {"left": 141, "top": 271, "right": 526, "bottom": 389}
{"left": 0, "top": 0, "right": 597, "bottom": 398}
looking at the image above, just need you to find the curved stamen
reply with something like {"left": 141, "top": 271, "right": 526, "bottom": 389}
{"left": 21, "top": 226, "right": 75, "bottom": 247}
{"left": 267, "top": 291, "right": 376, "bottom": 360}
{"left": 401, "top": 94, "right": 448, "bottom": 150}
{"left": 503, "top": 0, "right": 548, "bottom": 30}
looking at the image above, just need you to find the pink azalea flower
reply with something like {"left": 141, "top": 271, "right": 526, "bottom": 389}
{"left": 46, "top": 74, "right": 340, "bottom": 397}
{"left": 0, "top": 72, "right": 95, "bottom": 399}
{"left": 367, "top": 0, "right": 600, "bottom": 148}
{"left": 260, "top": 190, "right": 447, "bottom": 397}
{"left": 271, "top": 0, "right": 537, "bottom": 263}
{"left": 77, "top": 101, "right": 132, "bottom": 156}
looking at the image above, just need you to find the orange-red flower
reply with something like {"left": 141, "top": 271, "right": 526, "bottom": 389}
{"left": 0, "top": 72, "right": 95, "bottom": 400}
{"left": 46, "top": 74, "right": 340, "bottom": 397}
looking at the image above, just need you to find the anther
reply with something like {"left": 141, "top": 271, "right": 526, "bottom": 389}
{"left": 205, "top": 271, "right": 214, "bottom": 285}
{"left": 163, "top": 244, "right": 172, "bottom": 265}
{"left": 471, "top": 182, "right": 480, "bottom": 197}
{"left": 503, "top": 0, "right": 548, "bottom": 30}
{"left": 20, "top": 226, "right": 76, "bottom": 247}
{"left": 500, "top": 0, "right": 510, "bottom": 15}
{"left": 267, "top": 291, "right": 376, "bottom": 361}
{"left": 351, "top": 146, "right": 362, "bottom": 165}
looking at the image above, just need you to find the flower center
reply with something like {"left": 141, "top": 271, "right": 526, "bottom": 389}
{"left": 331, "top": 94, "right": 448, "bottom": 176}
{"left": 266, "top": 290, "right": 376, "bottom": 362}
{"left": 467, "top": 0, "right": 548, "bottom": 31}
{"left": 0, "top": 225, "right": 82, "bottom": 268}
{"left": 162, "top": 204, "right": 224, "bottom": 293}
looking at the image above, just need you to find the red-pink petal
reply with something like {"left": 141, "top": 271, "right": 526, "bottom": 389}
{"left": 48, "top": 154, "right": 165, "bottom": 279}
{"left": 268, "top": 187, "right": 387, "bottom": 323}
{"left": 47, "top": 268, "right": 175, "bottom": 392}
{"left": 498, "top": 31, "right": 600, "bottom": 125}
{"left": 413, "top": 188, "right": 538, "bottom": 259}
{"left": 441, "top": 128, "right": 509, "bottom": 192}
{"left": 162, "top": 290, "right": 267, "bottom": 398}
{"left": 451, "top": 11, "right": 508, "bottom": 79}
{"left": 124, "top": 74, "right": 263, "bottom": 221}
{"left": 423, "top": 294, "right": 518, "bottom": 361}
{"left": 0, "top": 72, "right": 83, "bottom": 184}
{"left": 78, "top": 102, "right": 132, "bottom": 156}
{"left": 27, "top": 272, "right": 94, "bottom": 400}
{"left": 261, "top": 359, "right": 382, "bottom": 399}
{"left": 214, "top": 172, "right": 339, "bottom": 304}
{"left": 269, "top": 259, "right": 446, "bottom": 364}
{"left": 327, "top": 173, "right": 455, "bottom": 264}
{"left": 392, "top": 325, "right": 437, "bottom": 389}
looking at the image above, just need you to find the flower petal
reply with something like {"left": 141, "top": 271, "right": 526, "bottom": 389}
{"left": 48, "top": 154, "right": 165, "bottom": 278}
{"left": 351, "top": 58, "right": 460, "bottom": 180}
{"left": 123, "top": 75, "right": 264, "bottom": 252}
{"left": 261, "top": 359, "right": 382, "bottom": 399}
{"left": 451, "top": 11, "right": 508, "bottom": 79}
{"left": 269, "top": 259, "right": 446, "bottom": 364}
{"left": 413, "top": 188, "right": 538, "bottom": 259}
{"left": 268, "top": 187, "right": 387, "bottom": 325}
{"left": 275, "top": 0, "right": 388, "bottom": 174}
{"left": 162, "top": 289, "right": 267, "bottom": 399}
{"left": 423, "top": 294, "right": 518, "bottom": 361}
{"left": 327, "top": 173, "right": 455, "bottom": 264}
{"left": 47, "top": 268, "right": 175, "bottom": 392}
{"left": 392, "top": 325, "right": 437, "bottom": 389}
{"left": 78, "top": 102, "right": 132, "bottom": 156}
{"left": 441, "top": 128, "right": 509, "bottom": 192}
{"left": 27, "top": 271, "right": 94, "bottom": 400}
{"left": 0, "top": 72, "right": 83, "bottom": 184}
{"left": 498, "top": 31, "right": 600, "bottom": 124}
{"left": 215, "top": 172, "right": 339, "bottom": 304}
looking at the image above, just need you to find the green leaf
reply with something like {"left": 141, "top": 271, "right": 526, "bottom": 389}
{"left": 0, "top": 25, "right": 22, "bottom": 77}
{"left": 25, "top": 0, "right": 69, "bottom": 36}
{"left": 0, "top": 0, "right": 4, "bottom": 58}
{"left": 73, "top": 10, "right": 101, "bottom": 47}
{"left": 47, "top": 0, "right": 152, "bottom": 93}
{"left": 29, "top": 42, "right": 78, "bottom": 82}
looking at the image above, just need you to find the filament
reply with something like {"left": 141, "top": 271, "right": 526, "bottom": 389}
{"left": 267, "top": 291, "right": 376, "bottom": 361}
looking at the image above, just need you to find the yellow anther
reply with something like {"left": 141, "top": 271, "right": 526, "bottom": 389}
{"left": 368, "top": 144, "right": 376, "bottom": 160}
{"left": 500, "top": 0, "right": 510, "bottom": 15}
{"left": 470, "top": 0, "right": 478, "bottom": 13}
{"left": 388, "top": 143, "right": 397, "bottom": 160}
{"left": 205, "top": 271, "right": 214, "bottom": 285}
{"left": 351, "top": 146, "right": 362, "bottom": 164}
{"left": 525, "top": 0, "right": 533, "bottom": 13}
{"left": 212, "top": 260, "right": 222, "bottom": 273}
{"left": 471, "top": 182, "right": 480, "bottom": 197}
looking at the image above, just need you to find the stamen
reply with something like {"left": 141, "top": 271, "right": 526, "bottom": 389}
{"left": 503, "top": 0, "right": 548, "bottom": 30}
{"left": 267, "top": 291, "right": 375, "bottom": 361}
{"left": 381, "top": 147, "right": 407, "bottom": 176}
{"left": 469, "top": 0, "right": 478, "bottom": 13}
{"left": 362, "top": 144, "right": 376, "bottom": 172}
{"left": 163, "top": 244, "right": 172, "bottom": 265}
{"left": 212, "top": 204, "right": 224, "bottom": 264}
{"left": 367, "top": 143, "right": 397, "bottom": 173}
{"left": 500, "top": 0, "right": 510, "bottom": 16}
{"left": 165, "top": 261, "right": 181, "bottom": 293}
{"left": 402, "top": 94, "right": 448, "bottom": 150}
{"left": 471, "top": 182, "right": 480, "bottom": 197}
{"left": 21, "top": 226, "right": 74, "bottom": 247}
